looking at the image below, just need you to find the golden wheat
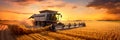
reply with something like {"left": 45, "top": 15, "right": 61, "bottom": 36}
{"left": 1, "top": 21, "right": 120, "bottom": 40}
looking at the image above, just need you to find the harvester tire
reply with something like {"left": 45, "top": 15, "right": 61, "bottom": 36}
{"left": 82, "top": 23, "right": 86, "bottom": 27}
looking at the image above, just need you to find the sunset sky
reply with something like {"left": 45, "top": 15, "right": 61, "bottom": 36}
{"left": 0, "top": 0, "right": 120, "bottom": 21}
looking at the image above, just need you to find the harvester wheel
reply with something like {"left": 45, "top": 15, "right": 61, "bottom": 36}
{"left": 49, "top": 24, "right": 56, "bottom": 32}
{"left": 81, "top": 23, "right": 86, "bottom": 27}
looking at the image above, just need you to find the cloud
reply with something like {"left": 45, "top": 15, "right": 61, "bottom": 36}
{"left": 1, "top": 0, "right": 78, "bottom": 8}
{"left": 4, "top": 0, "right": 45, "bottom": 2}
{"left": 0, "top": 0, "right": 79, "bottom": 20}
{"left": 87, "top": 0, "right": 120, "bottom": 20}
{"left": 72, "top": 5, "right": 78, "bottom": 9}
{"left": 0, "top": 0, "right": 79, "bottom": 14}
{"left": 0, "top": 11, "right": 30, "bottom": 20}
{"left": 0, "top": 10, "right": 33, "bottom": 14}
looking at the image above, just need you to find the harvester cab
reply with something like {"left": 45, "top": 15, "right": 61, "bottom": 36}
{"left": 29, "top": 10, "right": 62, "bottom": 27}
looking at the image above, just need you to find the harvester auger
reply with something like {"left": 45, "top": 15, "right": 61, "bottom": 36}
{"left": 29, "top": 10, "right": 86, "bottom": 32}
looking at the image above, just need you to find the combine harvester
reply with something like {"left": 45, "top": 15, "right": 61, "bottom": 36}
{"left": 29, "top": 10, "right": 86, "bottom": 31}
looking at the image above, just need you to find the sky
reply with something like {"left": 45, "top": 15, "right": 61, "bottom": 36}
{"left": 0, "top": 0, "right": 120, "bottom": 21}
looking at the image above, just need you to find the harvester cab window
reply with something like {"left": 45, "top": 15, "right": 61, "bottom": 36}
{"left": 47, "top": 14, "right": 57, "bottom": 21}
{"left": 47, "top": 14, "right": 52, "bottom": 20}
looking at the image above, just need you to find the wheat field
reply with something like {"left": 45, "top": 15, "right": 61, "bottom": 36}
{"left": 0, "top": 21, "right": 120, "bottom": 40}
